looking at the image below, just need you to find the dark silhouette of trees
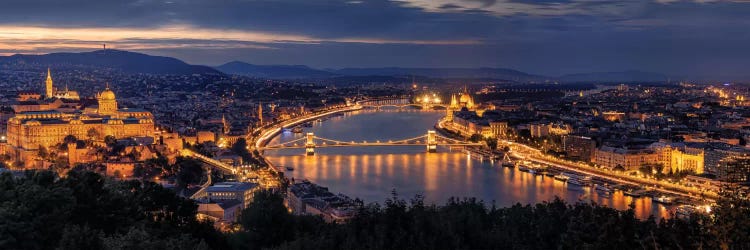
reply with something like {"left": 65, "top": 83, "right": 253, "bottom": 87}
{"left": 229, "top": 191, "right": 750, "bottom": 250}
{"left": 0, "top": 170, "right": 226, "bottom": 250}
{"left": 2, "top": 171, "right": 749, "bottom": 250}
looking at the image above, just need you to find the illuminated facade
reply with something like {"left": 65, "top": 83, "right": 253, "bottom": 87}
{"left": 444, "top": 88, "right": 497, "bottom": 137}
{"left": 44, "top": 68, "right": 80, "bottom": 100}
{"left": 594, "top": 146, "right": 657, "bottom": 170}
{"left": 650, "top": 143, "right": 704, "bottom": 174}
{"left": 6, "top": 70, "right": 155, "bottom": 165}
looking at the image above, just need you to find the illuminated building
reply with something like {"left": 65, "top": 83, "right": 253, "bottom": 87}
{"left": 594, "top": 146, "right": 657, "bottom": 170}
{"left": 529, "top": 122, "right": 571, "bottom": 138}
{"left": 6, "top": 70, "right": 155, "bottom": 166}
{"left": 563, "top": 135, "right": 596, "bottom": 162}
{"left": 444, "top": 87, "right": 492, "bottom": 136}
{"left": 716, "top": 156, "right": 750, "bottom": 183}
{"left": 602, "top": 111, "right": 626, "bottom": 122}
{"left": 205, "top": 182, "right": 260, "bottom": 208}
{"left": 44, "top": 68, "right": 80, "bottom": 100}
{"left": 45, "top": 68, "right": 53, "bottom": 98}
{"left": 649, "top": 143, "right": 705, "bottom": 174}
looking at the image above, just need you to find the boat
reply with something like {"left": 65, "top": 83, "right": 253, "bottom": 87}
{"left": 652, "top": 195, "right": 675, "bottom": 205}
{"left": 302, "top": 122, "right": 313, "bottom": 127}
{"left": 291, "top": 127, "right": 303, "bottom": 133}
{"left": 286, "top": 166, "right": 295, "bottom": 171}
{"left": 581, "top": 176, "right": 594, "bottom": 186}
{"left": 501, "top": 154, "right": 514, "bottom": 168}
{"left": 623, "top": 188, "right": 646, "bottom": 198}
{"left": 595, "top": 185, "right": 613, "bottom": 196}
{"left": 544, "top": 170, "right": 556, "bottom": 177}
{"left": 528, "top": 168, "right": 538, "bottom": 175}
{"left": 553, "top": 174, "right": 570, "bottom": 182}
{"left": 517, "top": 165, "right": 530, "bottom": 172}
{"left": 597, "top": 190, "right": 612, "bottom": 198}
{"left": 567, "top": 177, "right": 585, "bottom": 186}
{"left": 532, "top": 168, "right": 545, "bottom": 176}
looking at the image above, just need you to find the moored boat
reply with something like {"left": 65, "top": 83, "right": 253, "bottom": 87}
{"left": 291, "top": 126, "right": 304, "bottom": 133}
{"left": 652, "top": 195, "right": 675, "bottom": 205}
{"left": 567, "top": 177, "right": 585, "bottom": 186}
{"left": 517, "top": 165, "right": 530, "bottom": 172}
{"left": 501, "top": 161, "right": 515, "bottom": 168}
{"left": 554, "top": 174, "right": 570, "bottom": 182}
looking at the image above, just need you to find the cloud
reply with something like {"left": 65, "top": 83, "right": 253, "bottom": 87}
{"left": 0, "top": 24, "right": 479, "bottom": 55}
{"left": 1, "top": 0, "right": 750, "bottom": 77}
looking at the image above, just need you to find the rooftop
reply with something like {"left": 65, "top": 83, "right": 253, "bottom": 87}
{"left": 206, "top": 182, "right": 259, "bottom": 193}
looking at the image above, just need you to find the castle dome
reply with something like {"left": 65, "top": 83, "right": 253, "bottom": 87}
{"left": 100, "top": 88, "right": 116, "bottom": 100}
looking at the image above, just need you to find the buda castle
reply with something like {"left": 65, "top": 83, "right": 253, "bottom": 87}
{"left": 5, "top": 69, "right": 155, "bottom": 165}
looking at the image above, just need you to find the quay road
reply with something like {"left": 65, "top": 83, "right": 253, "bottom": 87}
{"left": 252, "top": 104, "right": 363, "bottom": 150}
{"left": 437, "top": 118, "right": 718, "bottom": 201}
{"left": 249, "top": 104, "right": 365, "bottom": 174}
{"left": 502, "top": 140, "right": 719, "bottom": 201}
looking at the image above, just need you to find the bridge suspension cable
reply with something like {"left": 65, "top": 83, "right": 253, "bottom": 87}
{"left": 260, "top": 131, "right": 482, "bottom": 151}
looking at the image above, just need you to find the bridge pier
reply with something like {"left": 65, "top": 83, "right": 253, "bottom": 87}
{"left": 305, "top": 132, "right": 315, "bottom": 156}
{"left": 426, "top": 130, "right": 437, "bottom": 153}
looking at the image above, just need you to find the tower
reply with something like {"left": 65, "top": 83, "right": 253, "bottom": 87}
{"left": 222, "top": 114, "right": 229, "bottom": 134}
{"left": 258, "top": 102, "right": 263, "bottom": 125}
{"left": 45, "top": 68, "right": 53, "bottom": 98}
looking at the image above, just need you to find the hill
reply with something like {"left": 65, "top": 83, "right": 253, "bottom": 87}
{"left": 215, "top": 61, "right": 337, "bottom": 79}
{"left": 332, "top": 67, "right": 544, "bottom": 81}
{"left": 0, "top": 50, "right": 221, "bottom": 75}
{"left": 559, "top": 70, "right": 668, "bottom": 82}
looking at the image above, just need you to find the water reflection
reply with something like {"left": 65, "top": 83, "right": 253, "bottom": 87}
{"left": 265, "top": 109, "right": 672, "bottom": 219}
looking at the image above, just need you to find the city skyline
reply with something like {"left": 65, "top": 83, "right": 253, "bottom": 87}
{"left": 1, "top": 0, "right": 750, "bottom": 78}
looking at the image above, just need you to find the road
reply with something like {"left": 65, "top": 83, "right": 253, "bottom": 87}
{"left": 502, "top": 140, "right": 718, "bottom": 201}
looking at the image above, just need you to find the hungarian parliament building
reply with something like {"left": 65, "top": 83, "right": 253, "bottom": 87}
{"left": 4, "top": 69, "right": 155, "bottom": 166}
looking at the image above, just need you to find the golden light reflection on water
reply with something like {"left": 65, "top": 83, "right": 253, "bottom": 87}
{"left": 270, "top": 152, "right": 672, "bottom": 219}
{"left": 265, "top": 110, "right": 671, "bottom": 219}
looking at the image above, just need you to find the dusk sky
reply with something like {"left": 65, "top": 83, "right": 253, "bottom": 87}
{"left": 1, "top": 0, "right": 749, "bottom": 77}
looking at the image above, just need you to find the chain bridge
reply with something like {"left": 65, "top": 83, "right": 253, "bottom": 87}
{"left": 260, "top": 130, "right": 482, "bottom": 155}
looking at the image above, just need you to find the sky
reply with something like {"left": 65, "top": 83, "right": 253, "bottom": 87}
{"left": 0, "top": 0, "right": 749, "bottom": 77}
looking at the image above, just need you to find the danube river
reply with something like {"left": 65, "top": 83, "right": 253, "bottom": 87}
{"left": 264, "top": 108, "right": 672, "bottom": 219}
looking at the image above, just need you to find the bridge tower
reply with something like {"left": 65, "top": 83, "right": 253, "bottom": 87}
{"left": 426, "top": 130, "right": 437, "bottom": 153}
{"left": 305, "top": 132, "right": 315, "bottom": 156}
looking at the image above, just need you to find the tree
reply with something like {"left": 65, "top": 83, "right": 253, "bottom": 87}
{"left": 468, "top": 134, "right": 484, "bottom": 142}
{"left": 231, "top": 190, "right": 324, "bottom": 250}
{"left": 38, "top": 145, "right": 49, "bottom": 159}
{"left": 86, "top": 128, "right": 100, "bottom": 141}
{"left": 63, "top": 135, "right": 77, "bottom": 144}
{"left": 232, "top": 138, "right": 252, "bottom": 162}
{"left": 485, "top": 137, "right": 498, "bottom": 150}
{"left": 614, "top": 164, "right": 626, "bottom": 172}
{"left": 0, "top": 170, "right": 227, "bottom": 250}
{"left": 104, "top": 135, "right": 117, "bottom": 146}
{"left": 174, "top": 157, "right": 205, "bottom": 190}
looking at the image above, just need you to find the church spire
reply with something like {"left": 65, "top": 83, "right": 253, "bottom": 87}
{"left": 258, "top": 102, "right": 263, "bottom": 125}
{"left": 45, "top": 68, "right": 53, "bottom": 98}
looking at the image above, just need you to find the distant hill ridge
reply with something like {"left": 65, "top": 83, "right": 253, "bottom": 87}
{"left": 215, "top": 61, "right": 337, "bottom": 79}
{"left": 0, "top": 50, "right": 221, "bottom": 75}
{"left": 0, "top": 49, "right": 671, "bottom": 82}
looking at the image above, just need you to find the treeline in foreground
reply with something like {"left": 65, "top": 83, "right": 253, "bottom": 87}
{"left": 2, "top": 171, "right": 750, "bottom": 250}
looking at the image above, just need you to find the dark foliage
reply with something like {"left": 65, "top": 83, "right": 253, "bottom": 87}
{"left": 0, "top": 170, "right": 226, "bottom": 250}
{"left": 231, "top": 191, "right": 750, "bottom": 250}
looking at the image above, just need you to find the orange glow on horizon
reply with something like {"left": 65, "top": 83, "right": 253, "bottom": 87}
{"left": 0, "top": 24, "right": 479, "bottom": 55}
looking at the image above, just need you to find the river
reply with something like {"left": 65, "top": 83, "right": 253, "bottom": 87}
{"left": 264, "top": 108, "right": 672, "bottom": 219}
